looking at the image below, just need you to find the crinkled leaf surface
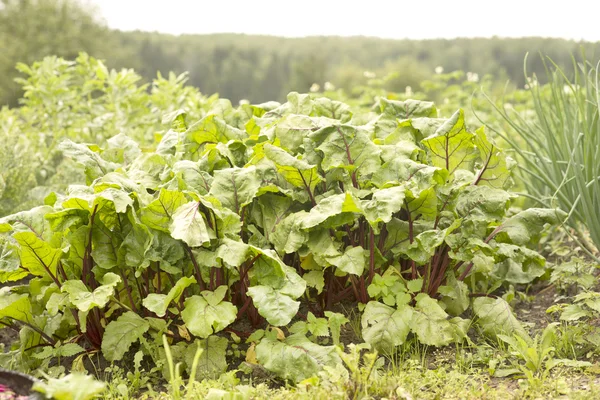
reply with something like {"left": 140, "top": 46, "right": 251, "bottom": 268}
{"left": 181, "top": 287, "right": 237, "bottom": 338}
{"left": 473, "top": 297, "right": 528, "bottom": 340}
{"left": 361, "top": 301, "right": 413, "bottom": 353}
{"left": 169, "top": 201, "right": 211, "bottom": 247}
{"left": 209, "top": 166, "right": 261, "bottom": 215}
{"left": 143, "top": 276, "right": 196, "bottom": 317}
{"left": 247, "top": 285, "right": 299, "bottom": 326}
{"left": 14, "top": 231, "right": 62, "bottom": 277}
{"left": 255, "top": 332, "right": 341, "bottom": 383}
{"left": 101, "top": 311, "right": 150, "bottom": 362}
{"left": 62, "top": 273, "right": 121, "bottom": 312}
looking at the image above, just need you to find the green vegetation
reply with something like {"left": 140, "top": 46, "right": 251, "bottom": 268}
{"left": 1, "top": 53, "right": 600, "bottom": 400}
{"left": 2, "top": 0, "right": 600, "bottom": 107}
{"left": 488, "top": 56, "right": 600, "bottom": 259}
{"left": 1, "top": 2, "right": 600, "bottom": 399}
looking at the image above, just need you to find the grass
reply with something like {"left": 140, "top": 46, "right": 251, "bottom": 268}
{"left": 99, "top": 358, "right": 600, "bottom": 399}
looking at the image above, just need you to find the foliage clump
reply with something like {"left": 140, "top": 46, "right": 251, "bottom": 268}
{"left": 0, "top": 87, "right": 564, "bottom": 382}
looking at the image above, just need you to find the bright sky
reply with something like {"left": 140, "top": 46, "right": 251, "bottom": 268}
{"left": 92, "top": 0, "right": 600, "bottom": 41}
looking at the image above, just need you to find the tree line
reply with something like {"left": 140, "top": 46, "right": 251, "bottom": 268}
{"left": 1, "top": 0, "right": 599, "bottom": 106}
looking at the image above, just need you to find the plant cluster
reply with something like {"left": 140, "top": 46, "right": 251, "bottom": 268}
{"left": 0, "top": 53, "right": 214, "bottom": 217}
{"left": 0, "top": 90, "right": 565, "bottom": 382}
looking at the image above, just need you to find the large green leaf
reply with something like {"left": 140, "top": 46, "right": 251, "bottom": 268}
{"left": 32, "top": 373, "right": 106, "bottom": 400}
{"left": 263, "top": 144, "right": 322, "bottom": 192}
{"left": 62, "top": 273, "right": 121, "bottom": 312}
{"left": 494, "top": 208, "right": 567, "bottom": 246}
{"left": 421, "top": 110, "right": 477, "bottom": 176}
{"left": 14, "top": 231, "right": 62, "bottom": 277}
{"left": 361, "top": 301, "right": 413, "bottom": 353}
{"left": 473, "top": 127, "right": 514, "bottom": 189}
{"left": 186, "top": 336, "right": 229, "bottom": 380}
{"left": 411, "top": 293, "right": 460, "bottom": 346}
{"left": 255, "top": 332, "right": 341, "bottom": 383}
{"left": 187, "top": 114, "right": 246, "bottom": 147}
{"left": 298, "top": 192, "right": 362, "bottom": 230}
{"left": 0, "top": 288, "right": 32, "bottom": 323}
{"left": 59, "top": 139, "right": 118, "bottom": 182}
{"left": 143, "top": 276, "right": 196, "bottom": 317}
{"left": 362, "top": 186, "right": 406, "bottom": 226}
{"left": 172, "top": 160, "right": 213, "bottom": 195}
{"left": 101, "top": 311, "right": 150, "bottom": 362}
{"left": 209, "top": 166, "right": 262, "bottom": 215}
{"left": 247, "top": 285, "right": 299, "bottom": 326}
{"left": 169, "top": 201, "right": 211, "bottom": 247}
{"left": 140, "top": 189, "right": 187, "bottom": 232}
{"left": 472, "top": 297, "right": 528, "bottom": 340}
{"left": 0, "top": 206, "right": 55, "bottom": 241}
{"left": 379, "top": 98, "right": 437, "bottom": 119}
{"left": 309, "top": 124, "right": 381, "bottom": 177}
{"left": 181, "top": 287, "right": 237, "bottom": 338}
{"left": 327, "top": 246, "right": 366, "bottom": 276}
{"left": 0, "top": 238, "right": 26, "bottom": 282}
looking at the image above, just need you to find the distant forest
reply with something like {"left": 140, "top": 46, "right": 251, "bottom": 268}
{"left": 1, "top": 0, "right": 600, "bottom": 106}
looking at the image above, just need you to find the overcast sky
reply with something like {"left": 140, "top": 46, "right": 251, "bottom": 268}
{"left": 91, "top": 0, "right": 599, "bottom": 41}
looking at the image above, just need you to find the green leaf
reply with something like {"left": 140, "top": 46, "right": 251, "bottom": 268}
{"left": 379, "top": 98, "right": 437, "bottom": 119}
{"left": 14, "top": 231, "right": 62, "bottom": 278}
{"left": 473, "top": 127, "right": 514, "bottom": 189}
{"left": 120, "top": 222, "right": 153, "bottom": 269}
{"left": 438, "top": 274, "right": 470, "bottom": 316}
{"left": 169, "top": 201, "right": 211, "bottom": 247}
{"left": 421, "top": 110, "right": 477, "bottom": 176}
{"left": 0, "top": 206, "right": 55, "bottom": 240}
{"left": 101, "top": 311, "right": 150, "bottom": 362}
{"left": 32, "top": 373, "right": 106, "bottom": 400}
{"left": 186, "top": 336, "right": 229, "bottom": 380}
{"left": 270, "top": 212, "right": 308, "bottom": 254}
{"left": 62, "top": 273, "right": 121, "bottom": 312}
{"left": 328, "top": 246, "right": 366, "bottom": 276}
{"left": 247, "top": 285, "right": 299, "bottom": 326}
{"left": 187, "top": 114, "right": 246, "bottom": 147}
{"left": 310, "top": 124, "right": 381, "bottom": 178}
{"left": 494, "top": 208, "right": 567, "bottom": 246}
{"left": 411, "top": 293, "right": 458, "bottom": 346}
{"left": 472, "top": 297, "right": 528, "bottom": 340}
{"left": 362, "top": 186, "right": 406, "bottom": 226}
{"left": 209, "top": 166, "right": 262, "bottom": 215}
{"left": 255, "top": 332, "right": 341, "bottom": 382}
{"left": 0, "top": 238, "right": 27, "bottom": 282}
{"left": 59, "top": 139, "right": 118, "bottom": 182}
{"left": 303, "top": 270, "right": 325, "bottom": 294}
{"left": 172, "top": 160, "right": 213, "bottom": 195}
{"left": 491, "top": 244, "right": 546, "bottom": 284}
{"left": 455, "top": 185, "right": 512, "bottom": 221}
{"left": 273, "top": 114, "right": 315, "bottom": 153}
{"left": 0, "top": 288, "right": 32, "bottom": 323}
{"left": 559, "top": 304, "right": 590, "bottom": 321}
{"left": 325, "top": 311, "right": 349, "bottom": 346}
{"left": 263, "top": 144, "right": 322, "bottom": 191}
{"left": 45, "top": 208, "right": 90, "bottom": 232}
{"left": 181, "top": 289, "right": 237, "bottom": 338}
{"left": 143, "top": 276, "right": 196, "bottom": 317}
{"left": 140, "top": 189, "right": 187, "bottom": 232}
{"left": 298, "top": 192, "right": 362, "bottom": 230}
{"left": 361, "top": 301, "right": 413, "bottom": 353}
{"left": 313, "top": 97, "right": 352, "bottom": 122}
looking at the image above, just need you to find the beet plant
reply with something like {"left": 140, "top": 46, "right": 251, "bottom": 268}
{"left": 0, "top": 93, "right": 564, "bottom": 382}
